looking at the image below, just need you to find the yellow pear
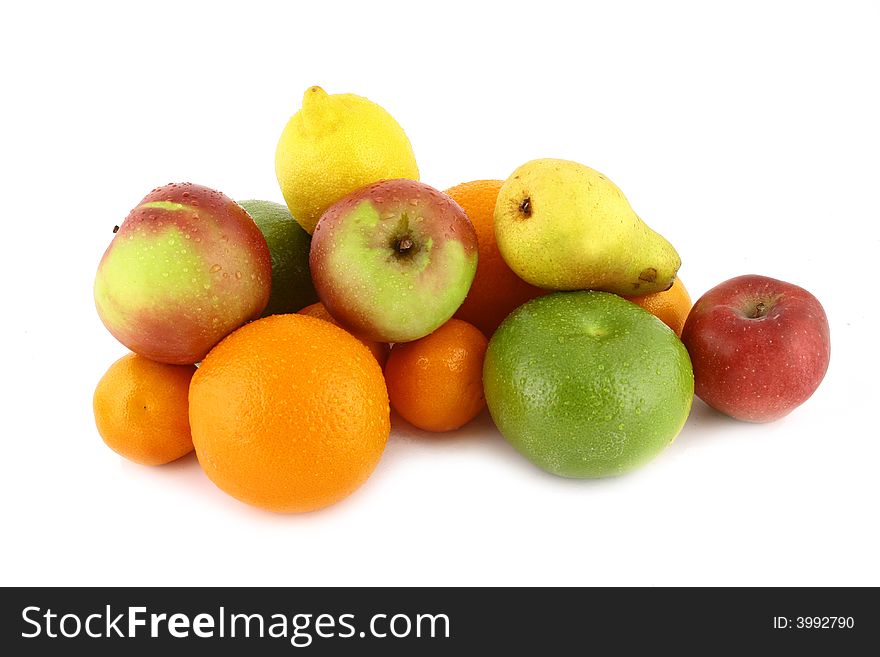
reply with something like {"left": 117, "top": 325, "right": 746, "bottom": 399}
{"left": 495, "top": 159, "right": 680, "bottom": 294}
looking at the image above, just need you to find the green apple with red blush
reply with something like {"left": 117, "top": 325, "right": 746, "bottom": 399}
{"left": 94, "top": 183, "right": 272, "bottom": 364}
{"left": 309, "top": 179, "right": 478, "bottom": 343}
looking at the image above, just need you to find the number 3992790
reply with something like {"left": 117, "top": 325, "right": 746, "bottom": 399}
{"left": 774, "top": 616, "right": 855, "bottom": 629}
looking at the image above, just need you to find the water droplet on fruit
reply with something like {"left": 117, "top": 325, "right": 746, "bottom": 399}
{"left": 210, "top": 264, "right": 221, "bottom": 273}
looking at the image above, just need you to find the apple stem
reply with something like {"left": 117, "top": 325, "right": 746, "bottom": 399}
{"left": 519, "top": 197, "right": 532, "bottom": 218}
{"left": 752, "top": 301, "right": 767, "bottom": 318}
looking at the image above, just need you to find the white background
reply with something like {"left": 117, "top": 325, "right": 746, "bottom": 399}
{"left": 2, "top": 1, "right": 878, "bottom": 586}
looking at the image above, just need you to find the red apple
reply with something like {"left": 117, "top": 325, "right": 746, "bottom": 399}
{"left": 681, "top": 274, "right": 830, "bottom": 422}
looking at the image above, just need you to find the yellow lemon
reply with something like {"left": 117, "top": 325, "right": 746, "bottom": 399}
{"left": 275, "top": 86, "right": 420, "bottom": 234}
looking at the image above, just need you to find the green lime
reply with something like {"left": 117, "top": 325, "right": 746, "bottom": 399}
{"left": 483, "top": 291, "right": 693, "bottom": 478}
{"left": 239, "top": 200, "right": 317, "bottom": 316}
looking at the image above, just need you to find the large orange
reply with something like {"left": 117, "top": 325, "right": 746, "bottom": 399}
{"left": 625, "top": 277, "right": 692, "bottom": 337}
{"left": 189, "top": 314, "right": 390, "bottom": 513}
{"left": 446, "top": 180, "right": 545, "bottom": 337}
{"left": 298, "top": 301, "right": 390, "bottom": 367}
{"left": 93, "top": 353, "right": 195, "bottom": 465}
{"left": 385, "top": 319, "right": 488, "bottom": 432}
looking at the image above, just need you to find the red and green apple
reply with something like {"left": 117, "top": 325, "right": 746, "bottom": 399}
{"left": 94, "top": 183, "right": 272, "bottom": 364}
{"left": 309, "top": 179, "right": 478, "bottom": 343}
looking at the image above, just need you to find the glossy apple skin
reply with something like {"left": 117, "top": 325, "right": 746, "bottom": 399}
{"left": 681, "top": 275, "right": 830, "bottom": 422}
{"left": 310, "top": 179, "right": 478, "bottom": 343}
{"left": 94, "top": 183, "right": 271, "bottom": 364}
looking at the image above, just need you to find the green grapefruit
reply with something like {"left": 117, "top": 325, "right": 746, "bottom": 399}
{"left": 483, "top": 291, "right": 693, "bottom": 478}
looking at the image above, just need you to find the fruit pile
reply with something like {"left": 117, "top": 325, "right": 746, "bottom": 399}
{"left": 93, "top": 86, "right": 831, "bottom": 512}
